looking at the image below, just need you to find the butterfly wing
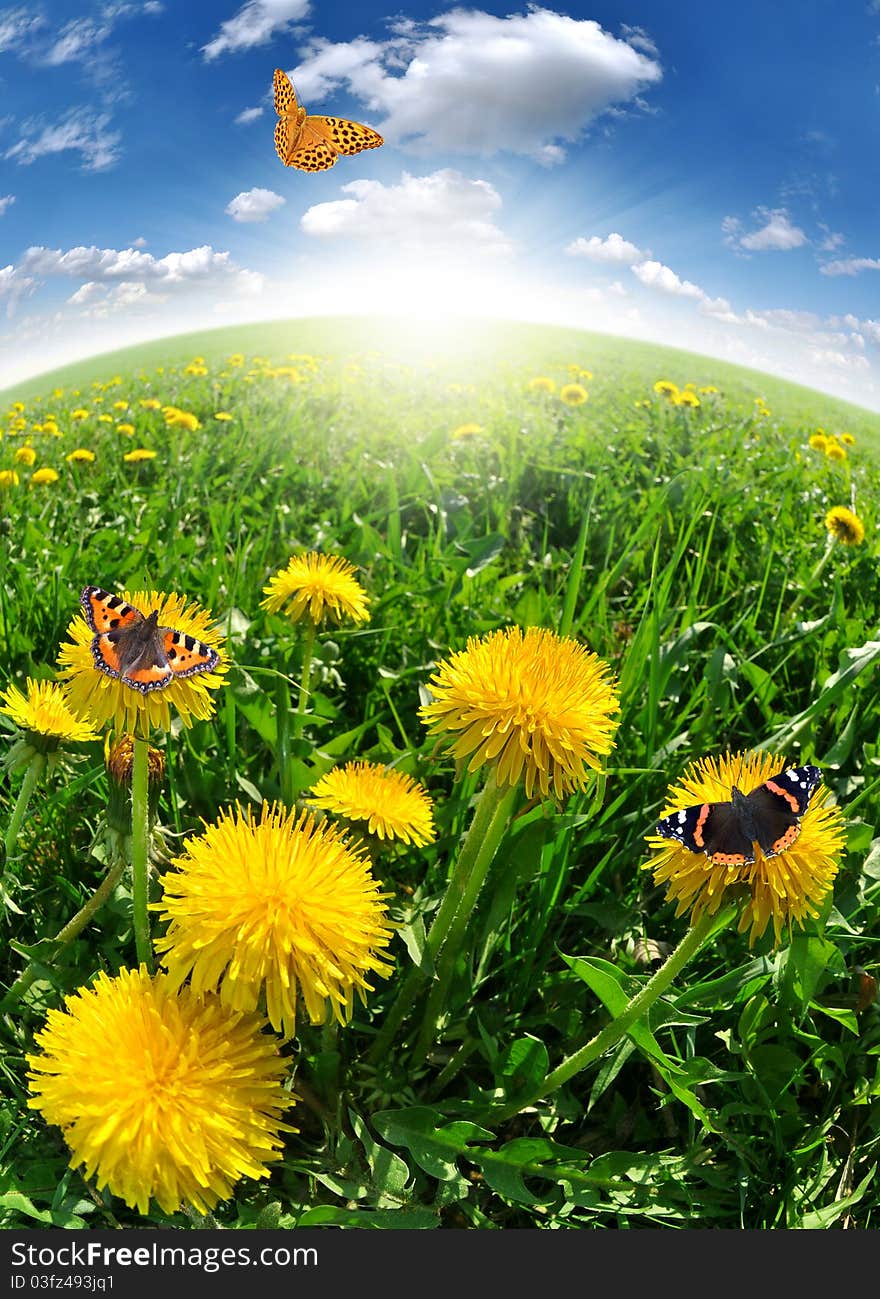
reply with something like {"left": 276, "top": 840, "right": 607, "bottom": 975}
{"left": 744, "top": 765, "right": 822, "bottom": 856}
{"left": 81, "top": 586, "right": 142, "bottom": 635}
{"left": 274, "top": 68, "right": 298, "bottom": 117}
{"left": 656, "top": 800, "right": 757, "bottom": 865}
{"left": 159, "top": 628, "right": 220, "bottom": 681}
{"left": 307, "top": 115, "right": 384, "bottom": 156}
{"left": 275, "top": 116, "right": 302, "bottom": 165}
{"left": 283, "top": 120, "right": 339, "bottom": 171}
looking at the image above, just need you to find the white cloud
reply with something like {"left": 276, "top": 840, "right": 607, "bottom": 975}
{"left": 0, "top": 195, "right": 14, "bottom": 216}
{"left": 0, "top": 8, "right": 45, "bottom": 53}
{"left": 0, "top": 262, "right": 36, "bottom": 316}
{"left": 42, "top": 17, "right": 112, "bottom": 66}
{"left": 300, "top": 169, "right": 513, "bottom": 256}
{"left": 820, "top": 255, "right": 880, "bottom": 277}
{"left": 565, "top": 232, "right": 648, "bottom": 263}
{"left": 620, "top": 24, "right": 659, "bottom": 57}
{"left": 20, "top": 243, "right": 262, "bottom": 297}
{"left": 631, "top": 259, "right": 704, "bottom": 299}
{"left": 234, "top": 105, "right": 264, "bottom": 125}
{"left": 226, "top": 187, "right": 285, "bottom": 222}
{"left": 291, "top": 8, "right": 662, "bottom": 162}
{"left": 726, "top": 207, "right": 808, "bottom": 252}
{"left": 202, "top": 0, "right": 311, "bottom": 61}
{"left": 5, "top": 109, "right": 121, "bottom": 171}
{"left": 807, "top": 348, "right": 870, "bottom": 372}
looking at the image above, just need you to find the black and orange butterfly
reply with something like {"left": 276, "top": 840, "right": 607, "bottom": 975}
{"left": 81, "top": 586, "right": 219, "bottom": 694}
{"left": 273, "top": 68, "right": 383, "bottom": 172}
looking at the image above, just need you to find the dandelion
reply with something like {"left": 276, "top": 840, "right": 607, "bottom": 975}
{"left": 184, "top": 363, "right": 208, "bottom": 376}
{"left": 825, "top": 443, "right": 847, "bottom": 463}
{"left": 559, "top": 383, "right": 588, "bottom": 406}
{"left": 420, "top": 625, "right": 620, "bottom": 802}
{"left": 214, "top": 411, "right": 233, "bottom": 421}
{"left": 30, "top": 468, "right": 59, "bottom": 486}
{"left": 117, "top": 422, "right": 135, "bottom": 436}
{"left": 71, "top": 408, "right": 90, "bottom": 421}
{"left": 825, "top": 506, "right": 865, "bottom": 546}
{"left": 66, "top": 448, "right": 95, "bottom": 464}
{"left": 528, "top": 376, "right": 556, "bottom": 394}
{"left": 653, "top": 380, "right": 679, "bottom": 399}
{"left": 112, "top": 400, "right": 129, "bottom": 411}
{"left": 0, "top": 470, "right": 20, "bottom": 488}
{"left": 162, "top": 406, "right": 201, "bottom": 431}
{"left": 123, "top": 448, "right": 157, "bottom": 463}
{"left": 154, "top": 803, "right": 395, "bottom": 1036}
{"left": 139, "top": 398, "right": 161, "bottom": 410}
{"left": 646, "top": 750, "right": 845, "bottom": 945}
{"left": 699, "top": 385, "right": 719, "bottom": 395}
{"left": 97, "top": 414, "right": 114, "bottom": 424}
{"left": 309, "top": 761, "right": 436, "bottom": 847}
{"left": 56, "top": 586, "right": 226, "bottom": 736}
{"left": 27, "top": 967, "right": 295, "bottom": 1217}
{"left": 674, "top": 390, "right": 701, "bottom": 409}
{"left": 451, "top": 422, "right": 483, "bottom": 439}
{"left": 808, "top": 433, "right": 828, "bottom": 452}
{"left": 14, "top": 445, "right": 36, "bottom": 466}
{"left": 261, "top": 552, "right": 370, "bottom": 628}
{"left": 840, "top": 432, "right": 855, "bottom": 446}
{"left": 227, "top": 353, "right": 245, "bottom": 366}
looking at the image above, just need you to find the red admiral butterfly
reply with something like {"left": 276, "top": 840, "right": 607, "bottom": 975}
{"left": 655, "top": 764, "right": 822, "bottom": 866}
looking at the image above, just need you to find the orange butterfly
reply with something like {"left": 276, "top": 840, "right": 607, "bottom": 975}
{"left": 273, "top": 68, "right": 383, "bottom": 172}
{"left": 81, "top": 586, "right": 219, "bottom": 694}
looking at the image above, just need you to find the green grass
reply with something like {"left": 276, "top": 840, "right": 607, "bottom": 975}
{"left": 1, "top": 316, "right": 878, "bottom": 1231}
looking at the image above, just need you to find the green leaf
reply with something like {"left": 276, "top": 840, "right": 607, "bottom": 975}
{"left": 372, "top": 1107, "right": 494, "bottom": 1181}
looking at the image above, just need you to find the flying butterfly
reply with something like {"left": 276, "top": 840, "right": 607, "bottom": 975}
{"left": 273, "top": 67, "right": 383, "bottom": 172}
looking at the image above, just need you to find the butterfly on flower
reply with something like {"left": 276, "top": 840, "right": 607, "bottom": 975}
{"left": 81, "top": 586, "right": 220, "bottom": 694}
{"left": 273, "top": 68, "right": 383, "bottom": 172}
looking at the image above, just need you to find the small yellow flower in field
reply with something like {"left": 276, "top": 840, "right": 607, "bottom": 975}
{"left": 66, "top": 448, "right": 95, "bottom": 464}
{"left": 44, "top": 421, "right": 60, "bottom": 437}
{"left": 98, "top": 414, "right": 114, "bottom": 424}
{"left": 825, "top": 506, "right": 865, "bottom": 546}
{"left": 11, "top": 417, "right": 27, "bottom": 431}
{"left": 0, "top": 470, "right": 20, "bottom": 488}
{"left": 815, "top": 426, "right": 826, "bottom": 436}
{"left": 309, "top": 761, "right": 437, "bottom": 847}
{"left": 452, "top": 422, "right": 483, "bottom": 439}
{"left": 825, "top": 443, "right": 847, "bottom": 462}
{"left": 139, "top": 398, "right": 161, "bottom": 410}
{"left": 26, "top": 967, "right": 296, "bottom": 1216}
{"left": 30, "top": 468, "right": 59, "bottom": 486}
{"left": 674, "top": 390, "right": 701, "bottom": 409}
{"left": 699, "top": 385, "right": 719, "bottom": 395}
{"left": 112, "top": 400, "right": 129, "bottom": 411}
{"left": 653, "top": 380, "right": 679, "bottom": 399}
{"left": 528, "top": 376, "right": 556, "bottom": 393}
{"left": 559, "top": 382, "right": 588, "bottom": 406}
{"left": 162, "top": 406, "right": 200, "bottom": 431}
{"left": 31, "top": 422, "right": 45, "bottom": 433}
{"left": 227, "top": 353, "right": 245, "bottom": 366}
{"left": 420, "top": 625, "right": 621, "bottom": 801}
{"left": 123, "top": 448, "right": 157, "bottom": 463}
{"left": 184, "top": 363, "right": 208, "bottom": 376}
{"left": 14, "top": 445, "right": 36, "bottom": 466}
{"left": 1, "top": 679, "right": 99, "bottom": 765}
{"left": 214, "top": 411, "right": 233, "bottom": 421}
{"left": 116, "top": 422, "right": 135, "bottom": 436}
{"left": 11, "top": 401, "right": 24, "bottom": 412}
{"left": 808, "top": 433, "right": 828, "bottom": 452}
{"left": 646, "top": 751, "right": 845, "bottom": 945}
{"left": 154, "top": 803, "right": 395, "bottom": 1036}
{"left": 262, "top": 552, "right": 371, "bottom": 628}
{"left": 57, "top": 587, "right": 226, "bottom": 735}
{"left": 840, "top": 432, "right": 855, "bottom": 446}
{"left": 155, "top": 366, "right": 164, "bottom": 374}
{"left": 191, "top": 356, "right": 205, "bottom": 364}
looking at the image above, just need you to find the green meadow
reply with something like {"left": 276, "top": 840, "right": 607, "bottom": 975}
{"left": 1, "top": 315, "right": 878, "bottom": 1230}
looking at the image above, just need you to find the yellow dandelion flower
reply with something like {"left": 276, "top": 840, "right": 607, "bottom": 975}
{"left": 30, "top": 468, "right": 59, "bottom": 486}
{"left": 184, "top": 363, "right": 208, "bottom": 376}
{"left": 154, "top": 803, "right": 395, "bottom": 1036}
{"left": 261, "top": 552, "right": 371, "bottom": 628}
{"left": 66, "top": 448, "right": 95, "bottom": 464}
{"left": 97, "top": 414, "right": 114, "bottom": 424}
{"left": 56, "top": 587, "right": 226, "bottom": 735}
{"left": 528, "top": 376, "right": 556, "bottom": 393}
{"left": 70, "top": 408, "right": 89, "bottom": 421}
{"left": 308, "top": 761, "right": 436, "bottom": 847}
{"left": 825, "top": 443, "right": 847, "bottom": 462}
{"left": 646, "top": 751, "right": 845, "bottom": 945}
{"left": 0, "top": 469, "right": 20, "bottom": 488}
{"left": 840, "top": 432, "right": 855, "bottom": 446}
{"left": 139, "top": 398, "right": 161, "bottom": 410}
{"left": 559, "top": 383, "right": 589, "bottom": 406}
{"left": 808, "top": 433, "right": 828, "bottom": 452}
{"left": 11, "top": 401, "right": 25, "bottom": 412}
{"left": 123, "top": 448, "right": 157, "bottom": 463}
{"left": 1, "top": 678, "right": 99, "bottom": 757}
{"left": 451, "top": 422, "right": 483, "bottom": 439}
{"left": 653, "top": 380, "right": 679, "bottom": 399}
{"left": 162, "top": 406, "right": 201, "bottom": 431}
{"left": 112, "top": 400, "right": 129, "bottom": 411}
{"left": 116, "top": 422, "right": 135, "bottom": 436}
{"left": 825, "top": 506, "right": 865, "bottom": 546}
{"left": 420, "top": 625, "right": 620, "bottom": 801}
{"left": 674, "top": 390, "right": 701, "bottom": 408}
{"left": 214, "top": 411, "right": 233, "bottom": 421}
{"left": 27, "top": 967, "right": 295, "bottom": 1217}
{"left": 699, "top": 385, "right": 719, "bottom": 395}
{"left": 14, "top": 445, "right": 36, "bottom": 466}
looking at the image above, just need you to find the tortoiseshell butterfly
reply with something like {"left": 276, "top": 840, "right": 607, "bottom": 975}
{"left": 81, "top": 586, "right": 219, "bottom": 694}
{"left": 273, "top": 67, "right": 383, "bottom": 172}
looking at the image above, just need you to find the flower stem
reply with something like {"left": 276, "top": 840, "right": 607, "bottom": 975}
{"left": 367, "top": 776, "right": 515, "bottom": 1068}
{"left": 284, "top": 621, "right": 317, "bottom": 804}
{"left": 787, "top": 535, "right": 834, "bottom": 622}
{"left": 291, "top": 621, "right": 317, "bottom": 744}
{"left": 486, "top": 902, "right": 739, "bottom": 1124}
{"left": 3, "top": 754, "right": 45, "bottom": 866}
{"left": 130, "top": 735, "right": 153, "bottom": 970}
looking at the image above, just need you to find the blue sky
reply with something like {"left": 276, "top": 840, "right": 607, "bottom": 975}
{"left": 1, "top": 0, "right": 879, "bottom": 407}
